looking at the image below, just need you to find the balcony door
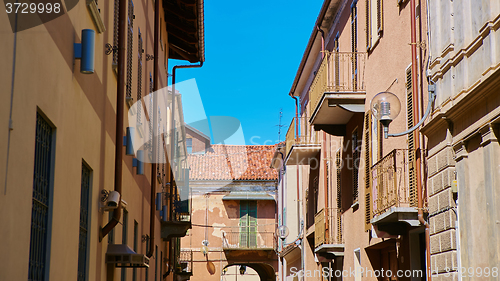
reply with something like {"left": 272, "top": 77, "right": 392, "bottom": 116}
{"left": 239, "top": 201, "right": 257, "bottom": 248}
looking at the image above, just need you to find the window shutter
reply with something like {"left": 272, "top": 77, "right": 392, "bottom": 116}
{"left": 351, "top": 3, "right": 358, "bottom": 90}
{"left": 239, "top": 202, "right": 248, "bottom": 247}
{"left": 364, "top": 111, "right": 373, "bottom": 231}
{"left": 248, "top": 201, "right": 257, "bottom": 248}
{"left": 366, "top": 0, "right": 370, "bottom": 50}
{"left": 352, "top": 130, "right": 360, "bottom": 202}
{"left": 336, "top": 150, "right": 342, "bottom": 209}
{"left": 406, "top": 67, "right": 417, "bottom": 207}
{"left": 377, "top": 0, "right": 383, "bottom": 34}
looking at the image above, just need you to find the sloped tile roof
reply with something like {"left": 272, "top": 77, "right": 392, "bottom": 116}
{"left": 188, "top": 144, "right": 279, "bottom": 181}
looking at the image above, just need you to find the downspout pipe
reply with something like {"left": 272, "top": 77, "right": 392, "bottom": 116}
{"left": 410, "top": 0, "right": 431, "bottom": 279}
{"left": 170, "top": 61, "right": 203, "bottom": 220}
{"left": 317, "top": 24, "right": 329, "bottom": 235}
{"left": 100, "top": 0, "right": 127, "bottom": 241}
{"left": 147, "top": 0, "right": 161, "bottom": 258}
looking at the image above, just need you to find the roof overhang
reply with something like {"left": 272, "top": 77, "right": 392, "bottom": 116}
{"left": 289, "top": 0, "right": 343, "bottom": 97}
{"left": 165, "top": 0, "right": 205, "bottom": 63}
{"left": 309, "top": 93, "right": 366, "bottom": 125}
{"left": 222, "top": 191, "right": 275, "bottom": 201}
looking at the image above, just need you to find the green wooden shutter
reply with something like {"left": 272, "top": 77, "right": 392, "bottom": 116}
{"left": 248, "top": 201, "right": 257, "bottom": 248}
{"left": 239, "top": 202, "right": 248, "bottom": 247}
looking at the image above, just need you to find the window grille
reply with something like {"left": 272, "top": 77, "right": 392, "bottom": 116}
{"left": 125, "top": 0, "right": 134, "bottom": 99}
{"left": 78, "top": 163, "right": 91, "bottom": 281}
{"left": 112, "top": 0, "right": 119, "bottom": 68}
{"left": 29, "top": 112, "right": 53, "bottom": 281}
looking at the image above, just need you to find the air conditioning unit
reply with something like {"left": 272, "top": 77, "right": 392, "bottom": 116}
{"left": 105, "top": 244, "right": 150, "bottom": 267}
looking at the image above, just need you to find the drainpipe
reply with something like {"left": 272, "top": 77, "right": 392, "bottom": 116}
{"left": 170, "top": 62, "right": 203, "bottom": 219}
{"left": 317, "top": 24, "right": 329, "bottom": 238}
{"left": 100, "top": 0, "right": 127, "bottom": 241}
{"left": 410, "top": 0, "right": 431, "bottom": 279}
{"left": 146, "top": 0, "right": 161, "bottom": 258}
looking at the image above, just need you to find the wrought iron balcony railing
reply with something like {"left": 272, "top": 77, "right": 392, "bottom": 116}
{"left": 314, "top": 208, "right": 343, "bottom": 248}
{"left": 285, "top": 117, "right": 320, "bottom": 158}
{"left": 308, "top": 51, "right": 367, "bottom": 118}
{"left": 176, "top": 249, "right": 193, "bottom": 275}
{"left": 222, "top": 231, "right": 275, "bottom": 250}
{"left": 371, "top": 149, "right": 418, "bottom": 217}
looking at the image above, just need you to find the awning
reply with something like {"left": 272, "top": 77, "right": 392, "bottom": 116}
{"left": 222, "top": 191, "right": 275, "bottom": 201}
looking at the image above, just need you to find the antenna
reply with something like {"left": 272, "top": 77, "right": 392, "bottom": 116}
{"left": 276, "top": 109, "right": 284, "bottom": 142}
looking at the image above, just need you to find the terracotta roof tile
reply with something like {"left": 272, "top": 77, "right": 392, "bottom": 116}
{"left": 188, "top": 145, "right": 279, "bottom": 181}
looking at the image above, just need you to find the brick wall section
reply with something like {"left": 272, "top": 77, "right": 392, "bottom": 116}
{"left": 427, "top": 146, "right": 458, "bottom": 280}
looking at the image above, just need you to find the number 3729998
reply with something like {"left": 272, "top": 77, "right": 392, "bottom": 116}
{"left": 6, "top": 2, "right": 61, "bottom": 13}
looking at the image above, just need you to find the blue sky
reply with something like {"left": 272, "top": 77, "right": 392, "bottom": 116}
{"left": 170, "top": 1, "right": 323, "bottom": 145}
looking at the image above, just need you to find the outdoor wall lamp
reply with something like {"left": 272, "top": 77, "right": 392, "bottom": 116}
{"left": 74, "top": 29, "right": 95, "bottom": 74}
{"left": 370, "top": 84, "right": 436, "bottom": 138}
{"left": 277, "top": 225, "right": 289, "bottom": 240}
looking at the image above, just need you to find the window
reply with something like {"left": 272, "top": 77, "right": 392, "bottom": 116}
{"left": 108, "top": 211, "right": 115, "bottom": 244}
{"left": 78, "top": 162, "right": 92, "bottom": 281}
{"left": 352, "top": 129, "right": 360, "bottom": 203}
{"left": 186, "top": 138, "right": 193, "bottom": 154}
{"left": 121, "top": 210, "right": 128, "bottom": 281}
{"left": 354, "top": 248, "right": 362, "bottom": 281}
{"left": 239, "top": 201, "right": 257, "bottom": 248}
{"left": 133, "top": 221, "right": 138, "bottom": 281}
{"left": 351, "top": 1, "right": 358, "bottom": 89}
{"left": 155, "top": 245, "right": 158, "bottom": 281}
{"left": 366, "top": 0, "right": 383, "bottom": 50}
{"left": 29, "top": 112, "right": 54, "bottom": 281}
{"left": 126, "top": 0, "right": 134, "bottom": 100}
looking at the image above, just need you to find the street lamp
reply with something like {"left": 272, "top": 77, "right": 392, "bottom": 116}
{"left": 370, "top": 85, "right": 436, "bottom": 138}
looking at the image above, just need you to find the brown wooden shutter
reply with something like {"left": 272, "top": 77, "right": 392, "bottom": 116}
{"left": 336, "top": 150, "right": 342, "bottom": 209}
{"left": 406, "top": 67, "right": 417, "bottom": 207}
{"left": 364, "top": 111, "right": 372, "bottom": 231}
{"left": 366, "top": 0, "right": 370, "bottom": 50}
{"left": 137, "top": 31, "right": 143, "bottom": 126}
{"left": 377, "top": 0, "right": 383, "bottom": 34}
{"left": 112, "top": 0, "right": 119, "bottom": 69}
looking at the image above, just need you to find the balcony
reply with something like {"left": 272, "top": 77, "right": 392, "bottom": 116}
{"left": 175, "top": 249, "right": 193, "bottom": 278}
{"left": 370, "top": 149, "right": 419, "bottom": 235}
{"left": 314, "top": 208, "right": 344, "bottom": 258}
{"left": 308, "top": 51, "right": 367, "bottom": 127}
{"left": 160, "top": 196, "right": 192, "bottom": 240}
{"left": 285, "top": 117, "right": 321, "bottom": 165}
{"left": 222, "top": 231, "right": 275, "bottom": 251}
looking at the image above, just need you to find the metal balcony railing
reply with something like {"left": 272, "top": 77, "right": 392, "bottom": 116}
{"left": 176, "top": 249, "right": 193, "bottom": 275}
{"left": 371, "top": 149, "right": 417, "bottom": 217}
{"left": 285, "top": 117, "right": 320, "bottom": 157}
{"left": 315, "top": 208, "right": 343, "bottom": 248}
{"left": 309, "top": 51, "right": 367, "bottom": 117}
{"left": 222, "top": 231, "right": 275, "bottom": 250}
